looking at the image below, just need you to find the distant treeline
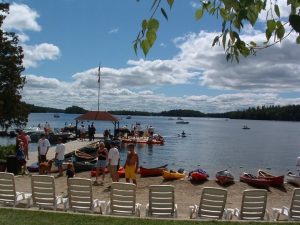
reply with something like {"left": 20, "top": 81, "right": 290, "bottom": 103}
{"left": 27, "top": 104, "right": 300, "bottom": 121}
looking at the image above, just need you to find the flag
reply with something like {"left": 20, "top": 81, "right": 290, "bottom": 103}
{"left": 98, "top": 64, "right": 101, "bottom": 83}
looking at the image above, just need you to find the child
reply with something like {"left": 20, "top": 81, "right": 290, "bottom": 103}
{"left": 66, "top": 163, "right": 75, "bottom": 178}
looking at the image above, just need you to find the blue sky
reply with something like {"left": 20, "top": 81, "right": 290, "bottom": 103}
{"left": 2, "top": 0, "right": 300, "bottom": 112}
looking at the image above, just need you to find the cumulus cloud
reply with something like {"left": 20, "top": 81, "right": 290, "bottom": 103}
{"left": 22, "top": 74, "right": 300, "bottom": 112}
{"left": 258, "top": 0, "right": 291, "bottom": 21}
{"left": 3, "top": 3, "right": 41, "bottom": 31}
{"left": 22, "top": 43, "right": 60, "bottom": 68}
{"left": 20, "top": 23, "right": 300, "bottom": 112}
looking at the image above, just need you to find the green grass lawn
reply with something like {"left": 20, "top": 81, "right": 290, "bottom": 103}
{"left": 0, "top": 208, "right": 298, "bottom": 225}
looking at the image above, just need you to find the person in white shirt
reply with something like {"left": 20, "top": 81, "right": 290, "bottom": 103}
{"left": 54, "top": 137, "right": 65, "bottom": 177}
{"left": 37, "top": 133, "right": 50, "bottom": 163}
{"left": 108, "top": 141, "right": 120, "bottom": 182}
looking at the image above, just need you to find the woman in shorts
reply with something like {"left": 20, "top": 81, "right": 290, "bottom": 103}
{"left": 95, "top": 142, "right": 108, "bottom": 185}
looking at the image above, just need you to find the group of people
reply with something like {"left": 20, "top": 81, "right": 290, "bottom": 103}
{"left": 94, "top": 141, "right": 139, "bottom": 186}
{"left": 78, "top": 122, "right": 96, "bottom": 141}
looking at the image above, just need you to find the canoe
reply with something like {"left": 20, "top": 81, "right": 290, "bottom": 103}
{"left": 90, "top": 167, "right": 109, "bottom": 177}
{"left": 257, "top": 169, "right": 284, "bottom": 186}
{"left": 73, "top": 160, "right": 96, "bottom": 173}
{"left": 140, "top": 164, "right": 168, "bottom": 177}
{"left": 286, "top": 171, "right": 300, "bottom": 186}
{"left": 121, "top": 138, "right": 164, "bottom": 145}
{"left": 162, "top": 170, "right": 186, "bottom": 180}
{"left": 118, "top": 167, "right": 125, "bottom": 178}
{"left": 74, "top": 149, "right": 97, "bottom": 162}
{"left": 216, "top": 170, "right": 234, "bottom": 185}
{"left": 240, "top": 172, "right": 272, "bottom": 187}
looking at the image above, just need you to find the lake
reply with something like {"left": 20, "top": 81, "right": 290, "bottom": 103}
{"left": 1, "top": 113, "right": 300, "bottom": 178}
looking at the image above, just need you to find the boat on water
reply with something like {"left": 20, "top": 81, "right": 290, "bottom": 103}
{"left": 162, "top": 170, "right": 186, "bottom": 180}
{"left": 121, "top": 136, "right": 164, "bottom": 145}
{"left": 242, "top": 125, "right": 250, "bottom": 129}
{"left": 216, "top": 169, "right": 234, "bottom": 185}
{"left": 176, "top": 121, "right": 189, "bottom": 124}
{"left": 189, "top": 168, "right": 209, "bottom": 182}
{"left": 126, "top": 115, "right": 132, "bottom": 119}
{"left": 53, "top": 113, "right": 60, "bottom": 118}
{"left": 286, "top": 171, "right": 300, "bottom": 186}
{"left": 257, "top": 169, "right": 284, "bottom": 186}
{"left": 177, "top": 117, "right": 183, "bottom": 120}
{"left": 140, "top": 164, "right": 168, "bottom": 177}
{"left": 240, "top": 172, "right": 271, "bottom": 187}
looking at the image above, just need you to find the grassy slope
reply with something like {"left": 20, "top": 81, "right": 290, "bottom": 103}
{"left": 0, "top": 208, "right": 292, "bottom": 225}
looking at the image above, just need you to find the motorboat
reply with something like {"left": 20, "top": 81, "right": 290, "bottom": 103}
{"left": 242, "top": 125, "right": 250, "bottom": 129}
{"left": 257, "top": 169, "right": 284, "bottom": 186}
{"left": 216, "top": 170, "right": 234, "bottom": 185}
{"left": 53, "top": 113, "right": 60, "bottom": 118}
{"left": 176, "top": 121, "right": 189, "bottom": 124}
{"left": 126, "top": 115, "right": 131, "bottom": 119}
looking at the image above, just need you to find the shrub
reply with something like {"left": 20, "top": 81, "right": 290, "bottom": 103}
{"left": 0, "top": 145, "right": 16, "bottom": 163}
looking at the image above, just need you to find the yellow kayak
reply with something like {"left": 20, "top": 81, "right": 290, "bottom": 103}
{"left": 162, "top": 170, "right": 186, "bottom": 180}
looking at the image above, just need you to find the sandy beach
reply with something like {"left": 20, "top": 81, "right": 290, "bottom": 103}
{"left": 13, "top": 171, "right": 295, "bottom": 220}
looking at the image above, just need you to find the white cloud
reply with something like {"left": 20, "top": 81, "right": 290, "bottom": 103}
{"left": 22, "top": 43, "right": 60, "bottom": 68}
{"left": 20, "top": 25, "right": 300, "bottom": 112}
{"left": 258, "top": 0, "right": 291, "bottom": 21}
{"left": 108, "top": 28, "right": 119, "bottom": 34}
{"left": 3, "top": 3, "right": 41, "bottom": 32}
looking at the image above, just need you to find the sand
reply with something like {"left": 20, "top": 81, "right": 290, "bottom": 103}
{"left": 13, "top": 171, "right": 295, "bottom": 220}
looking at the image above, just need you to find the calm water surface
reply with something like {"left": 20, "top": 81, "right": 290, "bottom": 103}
{"left": 1, "top": 113, "right": 300, "bottom": 178}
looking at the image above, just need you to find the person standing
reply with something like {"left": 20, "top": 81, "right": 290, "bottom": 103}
{"left": 18, "top": 131, "right": 29, "bottom": 160}
{"left": 95, "top": 142, "right": 108, "bottom": 185}
{"left": 108, "top": 141, "right": 120, "bottom": 182}
{"left": 124, "top": 144, "right": 139, "bottom": 185}
{"left": 91, "top": 123, "right": 96, "bottom": 141}
{"left": 37, "top": 133, "right": 50, "bottom": 163}
{"left": 54, "top": 137, "right": 65, "bottom": 177}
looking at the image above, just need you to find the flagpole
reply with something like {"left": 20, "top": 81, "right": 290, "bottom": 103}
{"left": 97, "top": 62, "right": 101, "bottom": 111}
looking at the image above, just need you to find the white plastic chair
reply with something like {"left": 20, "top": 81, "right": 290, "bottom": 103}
{"left": 68, "top": 178, "right": 104, "bottom": 213}
{"left": 105, "top": 182, "right": 141, "bottom": 217}
{"left": 233, "top": 189, "right": 270, "bottom": 220}
{"left": 0, "top": 172, "right": 31, "bottom": 207}
{"left": 146, "top": 185, "right": 177, "bottom": 217}
{"left": 272, "top": 188, "right": 300, "bottom": 221}
{"left": 189, "top": 187, "right": 229, "bottom": 219}
{"left": 31, "top": 175, "right": 67, "bottom": 210}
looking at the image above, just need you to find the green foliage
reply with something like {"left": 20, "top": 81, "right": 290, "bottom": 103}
{"left": 135, "top": 0, "right": 300, "bottom": 61}
{"left": 65, "top": 105, "right": 87, "bottom": 114}
{"left": 0, "top": 3, "right": 29, "bottom": 131}
{"left": 0, "top": 144, "right": 15, "bottom": 162}
{"left": 27, "top": 104, "right": 64, "bottom": 113}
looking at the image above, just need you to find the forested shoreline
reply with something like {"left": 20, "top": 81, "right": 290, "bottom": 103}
{"left": 27, "top": 104, "right": 300, "bottom": 122}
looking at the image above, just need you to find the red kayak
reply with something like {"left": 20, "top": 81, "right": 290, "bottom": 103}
{"left": 90, "top": 167, "right": 109, "bottom": 177}
{"left": 216, "top": 170, "right": 234, "bottom": 185}
{"left": 189, "top": 169, "right": 209, "bottom": 182}
{"left": 140, "top": 164, "right": 168, "bottom": 177}
{"left": 240, "top": 172, "right": 272, "bottom": 187}
{"left": 257, "top": 169, "right": 284, "bottom": 186}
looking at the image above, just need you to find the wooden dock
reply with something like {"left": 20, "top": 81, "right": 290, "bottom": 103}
{"left": 27, "top": 139, "right": 98, "bottom": 165}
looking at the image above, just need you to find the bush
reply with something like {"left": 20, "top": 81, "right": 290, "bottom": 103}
{"left": 0, "top": 145, "right": 16, "bottom": 163}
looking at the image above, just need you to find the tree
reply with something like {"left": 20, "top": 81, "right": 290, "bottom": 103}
{"left": 134, "top": 0, "right": 300, "bottom": 62}
{"left": 0, "top": 3, "right": 28, "bottom": 131}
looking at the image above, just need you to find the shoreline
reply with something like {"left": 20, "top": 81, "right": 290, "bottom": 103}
{"left": 14, "top": 171, "right": 295, "bottom": 220}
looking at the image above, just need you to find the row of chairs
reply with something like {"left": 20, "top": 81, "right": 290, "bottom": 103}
{"left": 0, "top": 172, "right": 299, "bottom": 220}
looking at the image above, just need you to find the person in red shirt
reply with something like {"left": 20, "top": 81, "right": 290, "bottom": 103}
{"left": 18, "top": 131, "right": 29, "bottom": 160}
